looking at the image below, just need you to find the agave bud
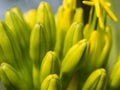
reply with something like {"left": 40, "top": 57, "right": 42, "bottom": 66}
{"left": 73, "top": 7, "right": 84, "bottom": 23}
{"left": 99, "top": 27, "right": 112, "bottom": 67}
{"left": 63, "top": 0, "right": 76, "bottom": 9}
{"left": 63, "top": 22, "right": 83, "bottom": 56}
{"left": 32, "top": 64, "right": 40, "bottom": 90}
{"left": 109, "top": 54, "right": 120, "bottom": 90}
{"left": 30, "top": 23, "right": 49, "bottom": 89}
{"left": 0, "top": 63, "right": 27, "bottom": 90}
{"left": 0, "top": 21, "right": 23, "bottom": 69}
{"left": 4, "top": 7, "right": 32, "bottom": 71}
{"left": 82, "top": 68, "right": 106, "bottom": 90}
{"left": 41, "top": 74, "right": 62, "bottom": 90}
{"left": 30, "top": 23, "right": 48, "bottom": 66}
{"left": 37, "top": 1, "right": 56, "bottom": 50}
{"left": 60, "top": 39, "right": 87, "bottom": 89}
{"left": 24, "top": 9, "right": 37, "bottom": 29}
{"left": 10, "top": 6, "right": 25, "bottom": 21}
{"left": 5, "top": 8, "right": 30, "bottom": 52}
{"left": 40, "top": 51, "right": 60, "bottom": 84}
{"left": 0, "top": 21, "right": 15, "bottom": 67}
{"left": 55, "top": 1, "right": 75, "bottom": 58}
{"left": 80, "top": 26, "right": 112, "bottom": 73}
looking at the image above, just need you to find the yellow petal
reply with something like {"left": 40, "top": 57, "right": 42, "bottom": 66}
{"left": 99, "top": 0, "right": 118, "bottom": 22}
{"left": 82, "top": 1, "right": 95, "bottom": 6}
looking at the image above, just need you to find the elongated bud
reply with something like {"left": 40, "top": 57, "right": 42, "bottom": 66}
{"left": 0, "top": 63, "right": 27, "bottom": 90}
{"left": 82, "top": 68, "right": 106, "bottom": 90}
{"left": 37, "top": 1, "right": 56, "bottom": 50}
{"left": 30, "top": 23, "right": 48, "bottom": 66}
{"left": 0, "top": 21, "right": 15, "bottom": 67}
{"left": 10, "top": 6, "right": 25, "bottom": 21}
{"left": 109, "top": 54, "right": 120, "bottom": 90}
{"left": 63, "top": 22, "right": 83, "bottom": 56}
{"left": 56, "top": 6, "right": 75, "bottom": 32}
{"left": 30, "top": 23, "right": 48, "bottom": 89}
{"left": 0, "top": 21, "right": 23, "bottom": 69}
{"left": 99, "top": 27, "right": 112, "bottom": 67}
{"left": 5, "top": 9, "right": 30, "bottom": 52}
{"left": 24, "top": 9, "right": 37, "bottom": 29}
{"left": 40, "top": 51, "right": 60, "bottom": 84}
{"left": 81, "top": 27, "right": 112, "bottom": 73}
{"left": 44, "top": 2, "right": 56, "bottom": 49}
{"left": 73, "top": 8, "right": 84, "bottom": 23}
{"left": 0, "top": 16, "right": 30, "bottom": 81}
{"left": 41, "top": 74, "right": 62, "bottom": 90}
{"left": 0, "top": 22, "right": 32, "bottom": 88}
{"left": 32, "top": 64, "right": 40, "bottom": 90}
{"left": 60, "top": 39, "right": 87, "bottom": 89}
{"left": 55, "top": 4, "right": 75, "bottom": 58}
{"left": 63, "top": 0, "right": 76, "bottom": 9}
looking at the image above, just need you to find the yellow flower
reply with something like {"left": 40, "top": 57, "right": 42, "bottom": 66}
{"left": 83, "top": 0, "right": 118, "bottom": 28}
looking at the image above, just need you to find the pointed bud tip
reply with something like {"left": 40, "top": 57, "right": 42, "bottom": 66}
{"left": 78, "top": 39, "right": 87, "bottom": 46}
{"left": 0, "top": 63, "right": 7, "bottom": 69}
{"left": 98, "top": 68, "right": 106, "bottom": 76}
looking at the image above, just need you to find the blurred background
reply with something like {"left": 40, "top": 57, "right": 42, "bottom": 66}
{"left": 0, "top": 0, "right": 119, "bottom": 90}
{"left": 0, "top": 0, "right": 62, "bottom": 20}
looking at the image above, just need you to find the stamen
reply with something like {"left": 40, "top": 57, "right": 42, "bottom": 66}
{"left": 82, "top": 1, "right": 95, "bottom": 6}
{"left": 99, "top": 0, "right": 118, "bottom": 22}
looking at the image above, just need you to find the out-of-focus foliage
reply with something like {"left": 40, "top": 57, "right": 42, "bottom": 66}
{"left": 107, "top": 0, "right": 120, "bottom": 71}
